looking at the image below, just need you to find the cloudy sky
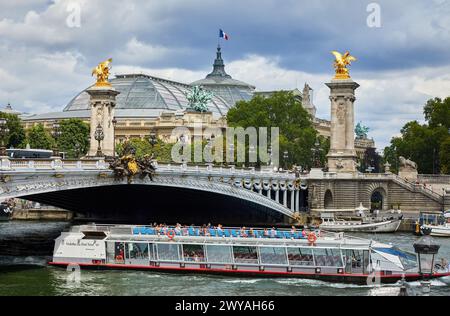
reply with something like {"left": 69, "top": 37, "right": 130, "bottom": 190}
{"left": 1, "top": 0, "right": 450, "bottom": 149}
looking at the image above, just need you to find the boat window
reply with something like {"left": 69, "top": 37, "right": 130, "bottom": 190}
{"left": 126, "top": 243, "right": 149, "bottom": 260}
{"left": 233, "top": 246, "right": 258, "bottom": 264}
{"left": 157, "top": 243, "right": 181, "bottom": 261}
{"left": 343, "top": 250, "right": 364, "bottom": 271}
{"left": 205, "top": 245, "right": 233, "bottom": 264}
{"left": 259, "top": 247, "right": 288, "bottom": 265}
{"left": 313, "top": 248, "right": 343, "bottom": 267}
{"left": 113, "top": 242, "right": 125, "bottom": 264}
{"left": 287, "top": 248, "right": 314, "bottom": 266}
{"left": 182, "top": 244, "right": 206, "bottom": 263}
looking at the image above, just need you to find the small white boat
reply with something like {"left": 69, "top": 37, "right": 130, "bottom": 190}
{"left": 419, "top": 211, "right": 450, "bottom": 237}
{"left": 320, "top": 217, "right": 402, "bottom": 233}
{"left": 319, "top": 204, "right": 402, "bottom": 233}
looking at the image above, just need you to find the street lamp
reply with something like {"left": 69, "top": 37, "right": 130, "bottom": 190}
{"left": 112, "top": 117, "right": 117, "bottom": 158}
{"left": 179, "top": 134, "right": 187, "bottom": 164}
{"left": 0, "top": 118, "right": 9, "bottom": 156}
{"left": 94, "top": 124, "right": 105, "bottom": 157}
{"left": 205, "top": 134, "right": 215, "bottom": 166}
{"left": 228, "top": 143, "right": 235, "bottom": 166}
{"left": 311, "top": 139, "right": 323, "bottom": 169}
{"left": 149, "top": 129, "right": 158, "bottom": 147}
{"left": 283, "top": 150, "right": 289, "bottom": 170}
{"left": 52, "top": 121, "right": 61, "bottom": 157}
{"left": 249, "top": 144, "right": 256, "bottom": 168}
{"left": 268, "top": 145, "right": 272, "bottom": 166}
{"left": 413, "top": 234, "right": 440, "bottom": 279}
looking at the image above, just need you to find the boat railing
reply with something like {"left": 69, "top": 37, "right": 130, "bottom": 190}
{"left": 69, "top": 224, "right": 344, "bottom": 241}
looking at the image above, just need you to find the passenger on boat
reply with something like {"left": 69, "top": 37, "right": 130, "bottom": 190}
{"left": 290, "top": 226, "right": 297, "bottom": 235}
{"left": 263, "top": 228, "right": 269, "bottom": 237}
{"left": 240, "top": 227, "right": 248, "bottom": 237}
{"left": 249, "top": 228, "right": 255, "bottom": 238}
{"left": 270, "top": 227, "right": 277, "bottom": 238}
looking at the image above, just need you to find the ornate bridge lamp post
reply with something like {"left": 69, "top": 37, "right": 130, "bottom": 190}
{"left": 414, "top": 234, "right": 440, "bottom": 295}
{"left": 249, "top": 144, "right": 256, "bottom": 169}
{"left": 283, "top": 150, "right": 289, "bottom": 171}
{"left": 52, "top": 121, "right": 62, "bottom": 157}
{"left": 311, "top": 139, "right": 323, "bottom": 169}
{"left": 149, "top": 129, "right": 158, "bottom": 148}
{"left": 94, "top": 124, "right": 105, "bottom": 157}
{"left": 205, "top": 134, "right": 215, "bottom": 167}
{"left": 180, "top": 134, "right": 187, "bottom": 165}
{"left": 0, "top": 118, "right": 9, "bottom": 157}
{"left": 228, "top": 143, "right": 235, "bottom": 167}
{"left": 268, "top": 145, "right": 272, "bottom": 167}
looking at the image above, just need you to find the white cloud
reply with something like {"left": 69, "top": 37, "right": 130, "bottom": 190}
{"left": 1, "top": 0, "right": 450, "bottom": 151}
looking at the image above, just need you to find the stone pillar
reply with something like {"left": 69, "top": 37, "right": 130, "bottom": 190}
{"left": 86, "top": 86, "right": 120, "bottom": 157}
{"left": 295, "top": 190, "right": 300, "bottom": 212}
{"left": 283, "top": 190, "right": 288, "bottom": 207}
{"left": 326, "top": 79, "right": 359, "bottom": 173}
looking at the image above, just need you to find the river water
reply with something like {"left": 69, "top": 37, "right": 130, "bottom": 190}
{"left": 0, "top": 221, "right": 449, "bottom": 296}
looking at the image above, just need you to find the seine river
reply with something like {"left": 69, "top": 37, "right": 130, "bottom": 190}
{"left": 1, "top": 221, "right": 449, "bottom": 296}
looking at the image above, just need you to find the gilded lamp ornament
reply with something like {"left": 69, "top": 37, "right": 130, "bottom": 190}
{"left": 331, "top": 51, "right": 357, "bottom": 80}
{"left": 92, "top": 58, "right": 113, "bottom": 87}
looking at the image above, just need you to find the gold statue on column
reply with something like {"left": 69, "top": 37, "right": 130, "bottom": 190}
{"left": 92, "top": 58, "right": 113, "bottom": 87}
{"left": 331, "top": 51, "right": 356, "bottom": 80}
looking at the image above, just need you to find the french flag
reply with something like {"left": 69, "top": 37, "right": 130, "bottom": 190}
{"left": 219, "top": 29, "right": 229, "bottom": 40}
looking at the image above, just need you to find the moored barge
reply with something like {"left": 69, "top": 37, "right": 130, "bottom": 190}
{"left": 49, "top": 224, "right": 450, "bottom": 285}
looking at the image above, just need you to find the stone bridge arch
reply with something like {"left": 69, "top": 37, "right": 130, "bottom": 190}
{"left": 0, "top": 162, "right": 303, "bottom": 223}
{"left": 365, "top": 183, "right": 389, "bottom": 210}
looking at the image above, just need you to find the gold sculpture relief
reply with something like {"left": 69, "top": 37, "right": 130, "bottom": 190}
{"left": 331, "top": 51, "right": 356, "bottom": 80}
{"left": 92, "top": 58, "right": 113, "bottom": 87}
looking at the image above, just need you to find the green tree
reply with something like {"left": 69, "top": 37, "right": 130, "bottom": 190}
{"left": 384, "top": 97, "right": 450, "bottom": 174}
{"left": 440, "top": 136, "right": 450, "bottom": 174}
{"left": 27, "top": 124, "right": 54, "bottom": 150}
{"left": 116, "top": 138, "right": 174, "bottom": 162}
{"left": 57, "top": 119, "right": 90, "bottom": 158}
{"left": 0, "top": 112, "right": 26, "bottom": 148}
{"left": 424, "top": 97, "right": 450, "bottom": 129}
{"left": 227, "top": 91, "right": 323, "bottom": 169}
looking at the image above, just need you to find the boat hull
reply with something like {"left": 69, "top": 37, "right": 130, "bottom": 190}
{"left": 320, "top": 220, "right": 401, "bottom": 233}
{"left": 48, "top": 261, "right": 450, "bottom": 285}
{"left": 421, "top": 225, "right": 450, "bottom": 237}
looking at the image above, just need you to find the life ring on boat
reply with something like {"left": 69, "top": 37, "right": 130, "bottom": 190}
{"left": 307, "top": 233, "right": 317, "bottom": 244}
{"left": 167, "top": 230, "right": 176, "bottom": 240}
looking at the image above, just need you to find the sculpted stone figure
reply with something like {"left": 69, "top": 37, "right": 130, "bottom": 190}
{"left": 331, "top": 51, "right": 357, "bottom": 80}
{"left": 92, "top": 58, "right": 113, "bottom": 87}
{"left": 399, "top": 156, "right": 418, "bottom": 171}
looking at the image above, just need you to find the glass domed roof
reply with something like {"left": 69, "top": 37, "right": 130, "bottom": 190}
{"left": 190, "top": 46, "right": 255, "bottom": 106}
{"left": 64, "top": 74, "right": 232, "bottom": 116}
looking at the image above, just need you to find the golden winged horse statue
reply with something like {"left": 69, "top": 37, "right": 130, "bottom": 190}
{"left": 331, "top": 51, "right": 356, "bottom": 79}
{"left": 92, "top": 58, "right": 113, "bottom": 87}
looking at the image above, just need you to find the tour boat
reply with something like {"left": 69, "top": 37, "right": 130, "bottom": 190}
{"left": 319, "top": 207, "right": 403, "bottom": 233}
{"left": 417, "top": 211, "right": 450, "bottom": 237}
{"left": 49, "top": 224, "right": 450, "bottom": 285}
